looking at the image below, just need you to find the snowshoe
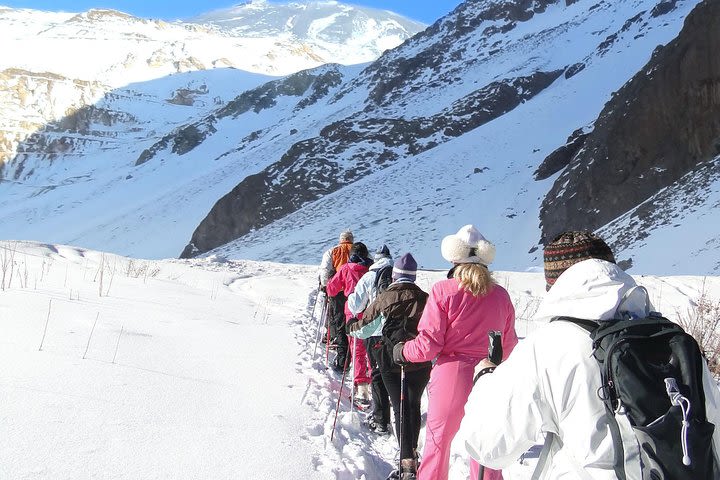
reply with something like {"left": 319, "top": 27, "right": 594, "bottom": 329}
{"left": 353, "top": 383, "right": 371, "bottom": 408}
{"left": 386, "top": 470, "right": 416, "bottom": 480}
{"left": 387, "top": 458, "right": 418, "bottom": 480}
{"left": 366, "top": 419, "right": 389, "bottom": 435}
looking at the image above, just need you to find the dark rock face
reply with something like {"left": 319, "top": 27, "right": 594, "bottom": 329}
{"left": 135, "top": 116, "right": 217, "bottom": 166}
{"left": 181, "top": 70, "right": 563, "bottom": 257}
{"left": 539, "top": 0, "right": 720, "bottom": 243}
{"left": 535, "top": 127, "right": 591, "bottom": 181}
{"left": 651, "top": 0, "right": 679, "bottom": 17}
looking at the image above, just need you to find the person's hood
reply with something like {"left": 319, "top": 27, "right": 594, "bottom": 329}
{"left": 346, "top": 261, "right": 370, "bottom": 273}
{"left": 534, "top": 259, "right": 650, "bottom": 322}
{"left": 369, "top": 256, "right": 393, "bottom": 271}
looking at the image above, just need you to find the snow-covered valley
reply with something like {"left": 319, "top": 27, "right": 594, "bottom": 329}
{"left": 1, "top": 240, "right": 717, "bottom": 479}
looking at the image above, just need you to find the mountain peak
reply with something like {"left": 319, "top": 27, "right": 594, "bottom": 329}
{"left": 190, "top": 0, "right": 425, "bottom": 64}
{"left": 68, "top": 8, "right": 140, "bottom": 23}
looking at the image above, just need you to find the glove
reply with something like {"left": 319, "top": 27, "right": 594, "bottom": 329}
{"left": 393, "top": 342, "right": 407, "bottom": 365}
{"left": 345, "top": 317, "right": 359, "bottom": 334}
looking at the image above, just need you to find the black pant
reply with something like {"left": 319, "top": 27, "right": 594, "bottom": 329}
{"left": 329, "top": 294, "right": 347, "bottom": 367}
{"left": 382, "top": 366, "right": 431, "bottom": 460}
{"left": 365, "top": 336, "right": 390, "bottom": 425}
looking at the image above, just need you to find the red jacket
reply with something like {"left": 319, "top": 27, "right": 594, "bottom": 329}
{"left": 326, "top": 261, "right": 369, "bottom": 321}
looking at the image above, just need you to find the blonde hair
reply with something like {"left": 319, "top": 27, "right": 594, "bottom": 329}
{"left": 454, "top": 263, "right": 496, "bottom": 297}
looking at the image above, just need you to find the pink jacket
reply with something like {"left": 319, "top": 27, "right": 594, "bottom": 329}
{"left": 326, "top": 261, "right": 369, "bottom": 320}
{"left": 403, "top": 278, "right": 517, "bottom": 364}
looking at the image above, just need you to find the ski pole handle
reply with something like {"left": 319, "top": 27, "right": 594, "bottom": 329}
{"left": 488, "top": 330, "right": 502, "bottom": 365}
{"left": 473, "top": 331, "right": 503, "bottom": 386}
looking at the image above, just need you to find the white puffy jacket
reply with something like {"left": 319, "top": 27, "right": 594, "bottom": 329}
{"left": 318, "top": 248, "right": 334, "bottom": 286}
{"left": 347, "top": 257, "right": 393, "bottom": 316}
{"left": 460, "top": 259, "right": 720, "bottom": 479}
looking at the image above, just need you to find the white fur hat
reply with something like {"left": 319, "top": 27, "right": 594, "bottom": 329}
{"left": 440, "top": 225, "right": 496, "bottom": 266}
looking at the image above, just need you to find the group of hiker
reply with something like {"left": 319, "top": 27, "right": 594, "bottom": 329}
{"left": 316, "top": 226, "right": 720, "bottom": 480}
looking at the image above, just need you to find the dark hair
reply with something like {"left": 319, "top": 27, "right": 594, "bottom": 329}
{"left": 351, "top": 242, "right": 369, "bottom": 259}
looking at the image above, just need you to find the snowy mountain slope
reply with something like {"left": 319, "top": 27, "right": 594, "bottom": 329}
{"left": 0, "top": 64, "right": 371, "bottom": 259}
{"left": 598, "top": 155, "right": 720, "bottom": 274}
{"left": 0, "top": 2, "right": 420, "bottom": 258}
{"left": 1, "top": 0, "right": 719, "bottom": 275}
{"left": 0, "top": 2, "right": 422, "bottom": 166}
{"left": 0, "top": 3, "right": 421, "bottom": 81}
{"left": 190, "top": 0, "right": 426, "bottom": 65}
{"left": 2, "top": 240, "right": 718, "bottom": 479}
{"left": 182, "top": 0, "right": 709, "bottom": 271}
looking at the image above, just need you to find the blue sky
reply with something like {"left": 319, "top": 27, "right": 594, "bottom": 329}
{"left": 0, "top": 1, "right": 463, "bottom": 24}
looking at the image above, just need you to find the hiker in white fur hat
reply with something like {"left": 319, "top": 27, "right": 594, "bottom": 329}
{"left": 394, "top": 225, "right": 518, "bottom": 480}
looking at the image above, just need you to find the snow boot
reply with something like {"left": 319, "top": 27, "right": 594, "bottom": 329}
{"left": 386, "top": 469, "right": 400, "bottom": 480}
{"left": 365, "top": 419, "right": 389, "bottom": 435}
{"left": 400, "top": 458, "right": 417, "bottom": 480}
{"left": 355, "top": 383, "right": 371, "bottom": 401}
{"left": 354, "top": 383, "right": 371, "bottom": 408}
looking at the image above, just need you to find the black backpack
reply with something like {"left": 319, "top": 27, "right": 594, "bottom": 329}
{"left": 373, "top": 265, "right": 393, "bottom": 295}
{"left": 551, "top": 313, "right": 718, "bottom": 479}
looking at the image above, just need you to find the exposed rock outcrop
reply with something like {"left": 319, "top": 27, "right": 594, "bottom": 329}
{"left": 539, "top": 0, "right": 720, "bottom": 243}
{"left": 0, "top": 68, "right": 105, "bottom": 168}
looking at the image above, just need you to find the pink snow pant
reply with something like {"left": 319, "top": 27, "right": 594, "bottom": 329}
{"left": 350, "top": 336, "right": 371, "bottom": 385}
{"left": 470, "top": 460, "right": 503, "bottom": 480}
{"left": 417, "top": 356, "right": 502, "bottom": 480}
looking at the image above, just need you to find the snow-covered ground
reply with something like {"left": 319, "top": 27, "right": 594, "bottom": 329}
{"left": 1, "top": 240, "right": 718, "bottom": 479}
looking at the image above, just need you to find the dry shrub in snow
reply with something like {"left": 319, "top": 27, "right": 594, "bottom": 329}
{"left": 677, "top": 282, "right": 720, "bottom": 378}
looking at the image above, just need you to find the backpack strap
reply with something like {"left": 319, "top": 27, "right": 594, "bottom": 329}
{"left": 530, "top": 432, "right": 595, "bottom": 480}
{"left": 550, "top": 316, "right": 599, "bottom": 333}
{"left": 530, "top": 432, "right": 556, "bottom": 480}
{"left": 590, "top": 315, "right": 681, "bottom": 344}
{"left": 546, "top": 316, "right": 631, "bottom": 479}
{"left": 605, "top": 404, "right": 628, "bottom": 480}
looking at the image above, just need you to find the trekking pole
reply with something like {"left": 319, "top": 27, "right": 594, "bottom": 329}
{"left": 312, "top": 293, "right": 328, "bottom": 361}
{"left": 310, "top": 282, "right": 322, "bottom": 318}
{"left": 399, "top": 364, "right": 406, "bottom": 476}
{"left": 351, "top": 336, "right": 357, "bottom": 412}
{"left": 325, "top": 298, "right": 334, "bottom": 369}
{"left": 330, "top": 353, "right": 351, "bottom": 441}
{"left": 476, "top": 331, "right": 503, "bottom": 480}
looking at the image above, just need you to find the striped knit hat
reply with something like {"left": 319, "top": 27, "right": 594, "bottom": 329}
{"left": 544, "top": 231, "right": 615, "bottom": 290}
{"left": 393, "top": 253, "right": 417, "bottom": 282}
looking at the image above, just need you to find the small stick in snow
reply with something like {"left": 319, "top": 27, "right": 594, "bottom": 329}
{"left": 38, "top": 298, "right": 53, "bottom": 351}
{"left": 83, "top": 312, "right": 99, "bottom": 360}
{"left": 105, "top": 261, "right": 116, "bottom": 297}
{"left": 112, "top": 326, "right": 124, "bottom": 364}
